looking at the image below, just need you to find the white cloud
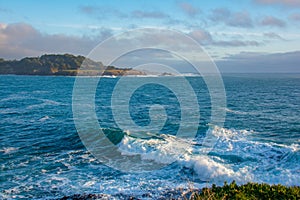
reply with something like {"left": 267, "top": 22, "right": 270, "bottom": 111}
{"left": 178, "top": 2, "right": 200, "bottom": 17}
{"left": 254, "top": 0, "right": 300, "bottom": 7}
{"left": 79, "top": 5, "right": 127, "bottom": 20}
{"left": 0, "top": 22, "right": 265, "bottom": 60}
{"left": 131, "top": 10, "right": 168, "bottom": 19}
{"left": 210, "top": 8, "right": 253, "bottom": 28}
{"left": 289, "top": 13, "right": 300, "bottom": 21}
{"left": 0, "top": 23, "right": 112, "bottom": 59}
{"left": 189, "top": 29, "right": 261, "bottom": 47}
{"left": 260, "top": 16, "right": 286, "bottom": 27}
{"left": 263, "top": 32, "right": 285, "bottom": 40}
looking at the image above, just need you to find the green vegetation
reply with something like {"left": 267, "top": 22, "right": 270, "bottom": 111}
{"left": 189, "top": 181, "right": 300, "bottom": 200}
{"left": 60, "top": 182, "right": 300, "bottom": 199}
{"left": 0, "top": 54, "right": 144, "bottom": 76}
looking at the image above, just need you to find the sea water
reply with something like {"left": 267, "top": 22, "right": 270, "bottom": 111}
{"left": 0, "top": 74, "right": 299, "bottom": 199}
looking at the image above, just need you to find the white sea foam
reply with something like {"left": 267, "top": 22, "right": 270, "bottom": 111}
{"left": 0, "top": 93, "right": 28, "bottom": 102}
{"left": 39, "top": 115, "right": 50, "bottom": 122}
{"left": 118, "top": 133, "right": 193, "bottom": 165}
{"left": 208, "top": 125, "right": 253, "bottom": 138}
{"left": 117, "top": 126, "right": 299, "bottom": 186}
{"left": 102, "top": 75, "right": 117, "bottom": 78}
{"left": 1, "top": 128, "right": 298, "bottom": 199}
{"left": 83, "top": 181, "right": 96, "bottom": 187}
{"left": 0, "top": 147, "right": 18, "bottom": 154}
{"left": 225, "top": 108, "right": 248, "bottom": 115}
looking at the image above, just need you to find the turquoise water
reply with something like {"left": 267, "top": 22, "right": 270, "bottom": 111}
{"left": 0, "top": 74, "right": 299, "bottom": 199}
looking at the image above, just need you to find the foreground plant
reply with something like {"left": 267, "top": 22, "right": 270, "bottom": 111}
{"left": 190, "top": 181, "right": 300, "bottom": 200}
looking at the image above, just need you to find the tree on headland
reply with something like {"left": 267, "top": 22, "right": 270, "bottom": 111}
{"left": 0, "top": 54, "right": 145, "bottom": 76}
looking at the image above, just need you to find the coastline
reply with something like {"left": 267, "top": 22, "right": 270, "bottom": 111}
{"left": 59, "top": 182, "right": 300, "bottom": 200}
{"left": 0, "top": 54, "right": 145, "bottom": 77}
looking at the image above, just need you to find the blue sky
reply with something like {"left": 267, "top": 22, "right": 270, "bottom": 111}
{"left": 0, "top": 0, "right": 300, "bottom": 72}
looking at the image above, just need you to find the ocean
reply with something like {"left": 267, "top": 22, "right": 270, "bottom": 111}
{"left": 0, "top": 74, "right": 299, "bottom": 199}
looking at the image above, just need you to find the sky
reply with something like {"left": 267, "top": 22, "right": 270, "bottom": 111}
{"left": 0, "top": 0, "right": 300, "bottom": 72}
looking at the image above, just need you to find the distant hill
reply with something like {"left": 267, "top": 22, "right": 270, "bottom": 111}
{"left": 0, "top": 54, "right": 145, "bottom": 76}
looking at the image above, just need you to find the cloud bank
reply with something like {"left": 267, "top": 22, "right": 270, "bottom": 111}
{"left": 260, "top": 16, "right": 286, "bottom": 27}
{"left": 254, "top": 0, "right": 300, "bottom": 7}
{"left": 0, "top": 23, "right": 111, "bottom": 59}
{"left": 210, "top": 8, "right": 253, "bottom": 28}
{"left": 218, "top": 51, "right": 300, "bottom": 73}
{"left": 178, "top": 2, "right": 200, "bottom": 17}
{"left": 0, "top": 22, "right": 299, "bottom": 73}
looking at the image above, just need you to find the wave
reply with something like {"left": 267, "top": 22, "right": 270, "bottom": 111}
{"left": 116, "top": 126, "right": 299, "bottom": 186}
{"left": 38, "top": 115, "right": 51, "bottom": 122}
{"left": 225, "top": 107, "right": 248, "bottom": 115}
{"left": 1, "top": 127, "right": 298, "bottom": 199}
{"left": 0, "top": 147, "right": 19, "bottom": 154}
{"left": 118, "top": 131, "right": 193, "bottom": 164}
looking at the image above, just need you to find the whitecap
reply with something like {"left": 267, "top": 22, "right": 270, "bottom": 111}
{"left": 0, "top": 147, "right": 18, "bottom": 154}
{"left": 38, "top": 115, "right": 50, "bottom": 122}
{"left": 83, "top": 181, "right": 96, "bottom": 187}
{"left": 225, "top": 107, "right": 248, "bottom": 115}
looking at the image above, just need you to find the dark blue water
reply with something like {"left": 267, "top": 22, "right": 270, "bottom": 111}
{"left": 0, "top": 74, "right": 299, "bottom": 199}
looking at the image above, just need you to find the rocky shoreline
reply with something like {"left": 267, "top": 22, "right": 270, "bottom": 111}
{"left": 58, "top": 182, "right": 300, "bottom": 200}
{"left": 0, "top": 54, "right": 145, "bottom": 76}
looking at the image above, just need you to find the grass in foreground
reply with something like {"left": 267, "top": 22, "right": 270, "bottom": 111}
{"left": 189, "top": 181, "right": 300, "bottom": 200}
